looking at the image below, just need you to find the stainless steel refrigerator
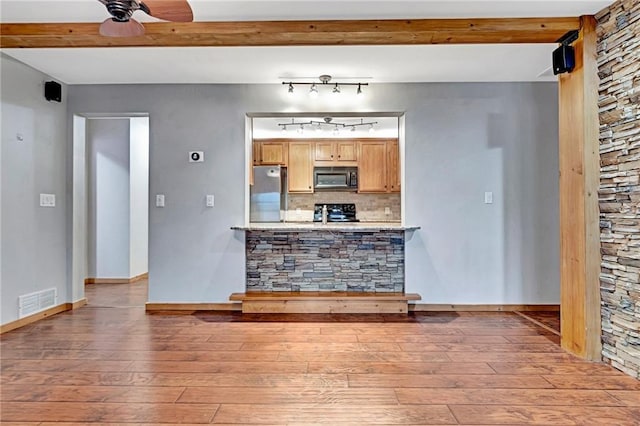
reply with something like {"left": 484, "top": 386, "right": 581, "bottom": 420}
{"left": 250, "top": 165, "right": 287, "bottom": 222}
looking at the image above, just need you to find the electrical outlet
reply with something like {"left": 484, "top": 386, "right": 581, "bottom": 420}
{"left": 484, "top": 192, "right": 493, "bottom": 204}
{"left": 156, "top": 194, "right": 165, "bottom": 207}
{"left": 384, "top": 207, "right": 391, "bottom": 215}
{"left": 206, "top": 195, "right": 215, "bottom": 207}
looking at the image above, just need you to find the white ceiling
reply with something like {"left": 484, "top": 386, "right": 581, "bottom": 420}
{"left": 0, "top": 0, "right": 612, "bottom": 85}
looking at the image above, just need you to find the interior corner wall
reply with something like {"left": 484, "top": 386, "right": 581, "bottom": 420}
{"left": 67, "top": 82, "right": 559, "bottom": 306}
{"left": 0, "top": 54, "right": 68, "bottom": 325}
{"left": 596, "top": 0, "right": 640, "bottom": 378}
{"left": 87, "top": 118, "right": 131, "bottom": 279}
{"left": 129, "top": 117, "right": 149, "bottom": 278}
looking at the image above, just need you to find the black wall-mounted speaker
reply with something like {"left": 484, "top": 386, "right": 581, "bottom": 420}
{"left": 552, "top": 45, "right": 575, "bottom": 75}
{"left": 44, "top": 81, "right": 62, "bottom": 102}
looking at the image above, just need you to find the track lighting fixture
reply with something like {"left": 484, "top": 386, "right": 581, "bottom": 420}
{"left": 278, "top": 117, "right": 378, "bottom": 134}
{"left": 282, "top": 75, "right": 368, "bottom": 96}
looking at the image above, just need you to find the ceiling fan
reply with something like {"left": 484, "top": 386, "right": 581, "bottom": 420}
{"left": 98, "top": 0, "right": 193, "bottom": 37}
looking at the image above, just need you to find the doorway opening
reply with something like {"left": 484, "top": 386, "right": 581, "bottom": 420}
{"left": 71, "top": 114, "right": 149, "bottom": 308}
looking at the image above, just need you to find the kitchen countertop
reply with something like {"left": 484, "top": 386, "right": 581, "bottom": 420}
{"left": 231, "top": 222, "right": 420, "bottom": 232}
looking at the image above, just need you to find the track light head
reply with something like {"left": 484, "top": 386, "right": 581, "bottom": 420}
{"left": 309, "top": 84, "right": 319, "bottom": 97}
{"left": 288, "top": 83, "right": 294, "bottom": 93}
{"left": 357, "top": 83, "right": 362, "bottom": 95}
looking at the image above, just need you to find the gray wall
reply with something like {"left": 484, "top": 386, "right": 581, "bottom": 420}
{"left": 68, "top": 82, "right": 559, "bottom": 305}
{"left": 87, "top": 118, "right": 131, "bottom": 278}
{"left": 1, "top": 55, "right": 68, "bottom": 323}
{"left": 402, "top": 85, "right": 559, "bottom": 303}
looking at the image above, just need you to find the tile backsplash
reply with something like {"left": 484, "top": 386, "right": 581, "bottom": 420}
{"left": 286, "top": 192, "right": 401, "bottom": 222}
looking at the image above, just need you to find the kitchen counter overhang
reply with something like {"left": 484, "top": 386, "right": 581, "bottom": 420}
{"left": 231, "top": 222, "right": 420, "bottom": 232}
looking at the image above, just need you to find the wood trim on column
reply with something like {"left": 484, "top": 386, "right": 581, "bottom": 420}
{"left": 558, "top": 15, "right": 602, "bottom": 361}
{"left": 0, "top": 17, "right": 579, "bottom": 48}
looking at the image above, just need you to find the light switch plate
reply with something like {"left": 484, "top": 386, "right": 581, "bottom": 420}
{"left": 206, "top": 195, "right": 215, "bottom": 207}
{"left": 484, "top": 192, "right": 493, "bottom": 204}
{"left": 156, "top": 194, "right": 165, "bottom": 207}
{"left": 39, "top": 193, "right": 55, "bottom": 207}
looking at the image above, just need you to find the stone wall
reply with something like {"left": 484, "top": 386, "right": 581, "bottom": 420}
{"left": 597, "top": 0, "right": 640, "bottom": 378}
{"left": 246, "top": 230, "right": 404, "bottom": 292}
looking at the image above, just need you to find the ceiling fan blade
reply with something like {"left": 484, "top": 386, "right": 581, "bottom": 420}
{"left": 99, "top": 18, "right": 145, "bottom": 37}
{"left": 141, "top": 0, "right": 193, "bottom": 22}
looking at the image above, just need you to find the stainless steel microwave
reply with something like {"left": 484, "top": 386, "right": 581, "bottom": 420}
{"left": 313, "top": 167, "right": 358, "bottom": 192}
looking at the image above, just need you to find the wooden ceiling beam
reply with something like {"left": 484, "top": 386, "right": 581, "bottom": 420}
{"left": 0, "top": 17, "right": 580, "bottom": 48}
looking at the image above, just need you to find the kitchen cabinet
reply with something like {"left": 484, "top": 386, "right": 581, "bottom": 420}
{"left": 314, "top": 140, "right": 357, "bottom": 164}
{"left": 288, "top": 142, "right": 314, "bottom": 193}
{"left": 358, "top": 141, "right": 388, "bottom": 192}
{"left": 254, "top": 140, "right": 288, "bottom": 165}
{"left": 387, "top": 140, "right": 400, "bottom": 193}
{"left": 358, "top": 139, "right": 400, "bottom": 193}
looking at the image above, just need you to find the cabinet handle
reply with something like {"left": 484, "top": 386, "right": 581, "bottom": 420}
{"left": 331, "top": 155, "right": 334, "bottom": 159}
{"left": 338, "top": 155, "right": 341, "bottom": 159}
{"left": 308, "top": 185, "right": 311, "bottom": 189}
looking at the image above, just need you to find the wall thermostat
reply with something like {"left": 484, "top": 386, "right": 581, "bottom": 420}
{"left": 188, "top": 151, "right": 204, "bottom": 162}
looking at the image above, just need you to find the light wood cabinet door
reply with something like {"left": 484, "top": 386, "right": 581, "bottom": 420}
{"left": 252, "top": 142, "right": 261, "bottom": 165}
{"left": 288, "top": 142, "right": 314, "bottom": 193}
{"left": 314, "top": 140, "right": 357, "bottom": 164}
{"left": 358, "top": 141, "right": 388, "bottom": 193}
{"left": 387, "top": 140, "right": 400, "bottom": 192}
{"left": 337, "top": 141, "right": 357, "bottom": 161}
{"left": 260, "top": 142, "right": 287, "bottom": 165}
{"left": 314, "top": 142, "right": 335, "bottom": 161}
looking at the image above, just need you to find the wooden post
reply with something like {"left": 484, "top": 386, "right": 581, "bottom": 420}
{"left": 558, "top": 15, "right": 602, "bottom": 360}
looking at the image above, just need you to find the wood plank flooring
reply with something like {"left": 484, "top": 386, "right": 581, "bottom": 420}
{"left": 1, "top": 281, "right": 638, "bottom": 425}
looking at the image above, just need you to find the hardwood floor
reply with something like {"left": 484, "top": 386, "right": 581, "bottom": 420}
{"left": 1, "top": 281, "right": 638, "bottom": 425}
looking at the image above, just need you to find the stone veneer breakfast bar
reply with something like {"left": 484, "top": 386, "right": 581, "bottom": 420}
{"left": 230, "top": 223, "right": 421, "bottom": 313}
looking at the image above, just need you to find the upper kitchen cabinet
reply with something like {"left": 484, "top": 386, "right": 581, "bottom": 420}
{"left": 254, "top": 140, "right": 288, "bottom": 165}
{"left": 387, "top": 140, "right": 400, "bottom": 193}
{"left": 288, "top": 142, "right": 314, "bottom": 193}
{"left": 358, "top": 139, "right": 400, "bottom": 193}
{"left": 314, "top": 140, "right": 357, "bottom": 165}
